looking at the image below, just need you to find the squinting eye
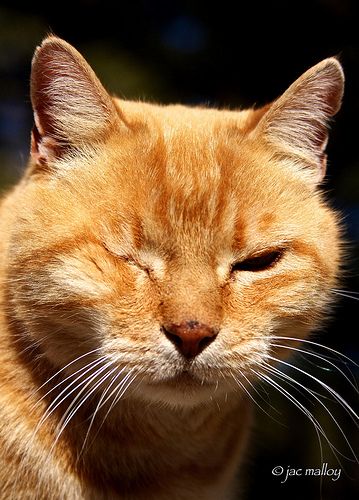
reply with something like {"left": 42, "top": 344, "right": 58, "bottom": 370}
{"left": 102, "top": 243, "right": 152, "bottom": 275}
{"left": 231, "top": 249, "right": 284, "bottom": 273}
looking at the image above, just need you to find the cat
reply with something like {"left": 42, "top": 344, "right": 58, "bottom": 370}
{"left": 0, "top": 36, "right": 345, "bottom": 499}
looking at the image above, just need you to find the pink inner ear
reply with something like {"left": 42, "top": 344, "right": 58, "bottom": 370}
{"left": 316, "top": 152, "right": 328, "bottom": 183}
{"left": 30, "top": 117, "right": 63, "bottom": 167}
{"left": 258, "top": 59, "right": 344, "bottom": 178}
{"left": 30, "top": 125, "right": 42, "bottom": 165}
{"left": 30, "top": 128, "right": 56, "bottom": 166}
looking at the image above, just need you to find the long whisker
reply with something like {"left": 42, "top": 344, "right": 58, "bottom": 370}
{"left": 238, "top": 369, "right": 280, "bottom": 412}
{"left": 262, "top": 362, "right": 317, "bottom": 406}
{"left": 256, "top": 366, "right": 350, "bottom": 483}
{"left": 252, "top": 368, "right": 327, "bottom": 461}
{"left": 84, "top": 370, "right": 139, "bottom": 452}
{"left": 331, "top": 290, "right": 359, "bottom": 301}
{"left": 54, "top": 360, "right": 115, "bottom": 433}
{"left": 230, "top": 371, "right": 282, "bottom": 423}
{"left": 33, "top": 356, "right": 106, "bottom": 412}
{"left": 265, "top": 354, "right": 359, "bottom": 423}
{"left": 233, "top": 368, "right": 284, "bottom": 421}
{"left": 12, "top": 355, "right": 108, "bottom": 497}
{"left": 261, "top": 360, "right": 358, "bottom": 462}
{"left": 269, "top": 342, "right": 359, "bottom": 395}
{"left": 33, "top": 358, "right": 105, "bottom": 409}
{"left": 332, "top": 289, "right": 359, "bottom": 295}
{"left": 260, "top": 335, "right": 359, "bottom": 369}
{"left": 31, "top": 358, "right": 109, "bottom": 459}
{"left": 49, "top": 360, "right": 117, "bottom": 456}
{"left": 102, "top": 370, "right": 138, "bottom": 417}
{"left": 32, "top": 348, "right": 104, "bottom": 397}
{"left": 78, "top": 366, "right": 128, "bottom": 457}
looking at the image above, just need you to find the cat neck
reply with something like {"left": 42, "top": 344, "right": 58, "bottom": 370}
{"left": 69, "top": 395, "right": 251, "bottom": 498}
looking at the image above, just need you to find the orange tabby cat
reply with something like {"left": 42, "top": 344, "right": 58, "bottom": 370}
{"left": 0, "top": 36, "right": 344, "bottom": 499}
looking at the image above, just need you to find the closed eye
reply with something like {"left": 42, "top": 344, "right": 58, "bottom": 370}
{"left": 102, "top": 242, "right": 152, "bottom": 275}
{"left": 119, "top": 255, "right": 152, "bottom": 275}
{"left": 231, "top": 249, "right": 284, "bottom": 273}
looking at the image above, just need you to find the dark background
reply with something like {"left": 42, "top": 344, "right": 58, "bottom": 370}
{"left": 0, "top": 1, "right": 358, "bottom": 498}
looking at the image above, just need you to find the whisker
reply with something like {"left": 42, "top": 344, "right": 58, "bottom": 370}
{"left": 13, "top": 356, "right": 108, "bottom": 497}
{"left": 251, "top": 368, "right": 330, "bottom": 463}
{"left": 33, "top": 348, "right": 104, "bottom": 397}
{"left": 269, "top": 342, "right": 359, "bottom": 395}
{"left": 261, "top": 360, "right": 358, "bottom": 462}
{"left": 104, "top": 370, "right": 138, "bottom": 415}
{"left": 332, "top": 289, "right": 359, "bottom": 295}
{"left": 83, "top": 370, "right": 139, "bottom": 452}
{"left": 253, "top": 369, "right": 342, "bottom": 466}
{"left": 265, "top": 354, "right": 359, "bottom": 423}
{"left": 95, "top": 369, "right": 136, "bottom": 415}
{"left": 32, "top": 357, "right": 109, "bottom": 455}
{"left": 49, "top": 360, "right": 117, "bottom": 456}
{"left": 33, "top": 356, "right": 106, "bottom": 411}
{"left": 237, "top": 370, "right": 275, "bottom": 409}
{"left": 332, "top": 291, "right": 359, "bottom": 301}
{"left": 262, "top": 362, "right": 317, "bottom": 406}
{"left": 261, "top": 336, "right": 359, "bottom": 369}
{"left": 78, "top": 366, "right": 128, "bottom": 457}
{"left": 55, "top": 360, "right": 115, "bottom": 431}
{"left": 230, "top": 371, "right": 284, "bottom": 426}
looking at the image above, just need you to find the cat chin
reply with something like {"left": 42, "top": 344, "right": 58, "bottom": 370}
{"left": 134, "top": 375, "right": 235, "bottom": 408}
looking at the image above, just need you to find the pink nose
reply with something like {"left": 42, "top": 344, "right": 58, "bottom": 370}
{"left": 163, "top": 320, "right": 218, "bottom": 358}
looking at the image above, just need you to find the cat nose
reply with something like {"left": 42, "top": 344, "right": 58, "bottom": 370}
{"left": 163, "top": 320, "right": 218, "bottom": 358}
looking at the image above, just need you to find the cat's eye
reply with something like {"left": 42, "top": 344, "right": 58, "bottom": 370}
{"left": 231, "top": 249, "right": 284, "bottom": 273}
{"left": 121, "top": 255, "right": 152, "bottom": 275}
{"left": 102, "top": 243, "right": 152, "bottom": 275}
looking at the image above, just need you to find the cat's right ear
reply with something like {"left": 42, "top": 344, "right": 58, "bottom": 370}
{"left": 30, "top": 36, "right": 120, "bottom": 169}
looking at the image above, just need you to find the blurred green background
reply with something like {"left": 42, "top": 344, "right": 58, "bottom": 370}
{"left": 0, "top": 1, "right": 358, "bottom": 498}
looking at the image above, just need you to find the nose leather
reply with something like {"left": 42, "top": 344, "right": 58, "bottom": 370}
{"left": 163, "top": 320, "right": 218, "bottom": 358}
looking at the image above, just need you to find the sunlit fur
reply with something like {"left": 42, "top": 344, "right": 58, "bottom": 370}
{"left": 0, "top": 37, "right": 345, "bottom": 498}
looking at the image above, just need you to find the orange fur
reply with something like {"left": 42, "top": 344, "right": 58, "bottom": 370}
{"left": 0, "top": 36, "right": 344, "bottom": 498}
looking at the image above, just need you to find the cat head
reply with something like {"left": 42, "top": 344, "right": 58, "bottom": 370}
{"left": 8, "top": 36, "right": 344, "bottom": 407}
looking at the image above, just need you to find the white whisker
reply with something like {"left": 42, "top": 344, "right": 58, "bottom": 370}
{"left": 78, "top": 366, "right": 128, "bottom": 457}
{"left": 269, "top": 342, "right": 359, "bottom": 395}
{"left": 49, "top": 360, "right": 116, "bottom": 456}
{"left": 262, "top": 335, "right": 359, "bottom": 369}
{"left": 33, "top": 356, "right": 106, "bottom": 415}
{"left": 265, "top": 354, "right": 359, "bottom": 423}
{"left": 84, "top": 370, "right": 138, "bottom": 451}
{"left": 33, "top": 356, "right": 104, "bottom": 410}
{"left": 332, "top": 289, "right": 359, "bottom": 295}
{"left": 253, "top": 369, "right": 339, "bottom": 467}
{"left": 332, "top": 291, "right": 359, "bottom": 301}
{"left": 261, "top": 360, "right": 358, "bottom": 462}
{"left": 33, "top": 348, "right": 104, "bottom": 397}
{"left": 230, "top": 371, "right": 283, "bottom": 425}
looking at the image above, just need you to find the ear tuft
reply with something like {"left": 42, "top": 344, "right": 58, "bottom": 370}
{"left": 30, "top": 36, "right": 118, "bottom": 166}
{"left": 258, "top": 58, "right": 344, "bottom": 182}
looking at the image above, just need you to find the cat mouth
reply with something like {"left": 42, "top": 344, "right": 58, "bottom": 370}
{"left": 154, "top": 370, "right": 213, "bottom": 389}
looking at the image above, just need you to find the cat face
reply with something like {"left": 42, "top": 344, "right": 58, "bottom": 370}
{"left": 8, "top": 37, "right": 344, "bottom": 407}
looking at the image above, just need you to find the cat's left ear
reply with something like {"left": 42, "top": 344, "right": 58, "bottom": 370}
{"left": 257, "top": 58, "right": 344, "bottom": 183}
